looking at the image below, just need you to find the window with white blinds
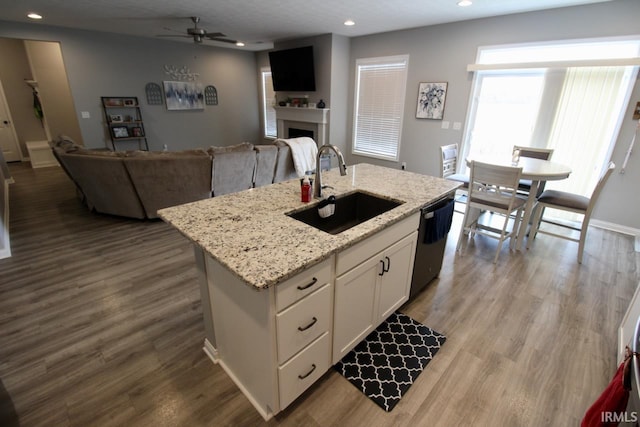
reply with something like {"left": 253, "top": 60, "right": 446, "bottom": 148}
{"left": 352, "top": 55, "right": 409, "bottom": 161}
{"left": 261, "top": 69, "right": 277, "bottom": 139}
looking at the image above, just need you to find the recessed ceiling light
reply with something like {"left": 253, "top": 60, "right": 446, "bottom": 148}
{"left": 27, "top": 12, "right": 43, "bottom": 20}
{"left": 344, "top": 19, "right": 355, "bottom": 26}
{"left": 235, "top": 41, "right": 245, "bottom": 47}
{"left": 457, "top": 0, "right": 472, "bottom": 6}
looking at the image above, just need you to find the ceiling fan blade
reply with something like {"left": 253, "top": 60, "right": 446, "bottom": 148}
{"left": 204, "top": 31, "right": 226, "bottom": 38}
{"left": 156, "top": 34, "right": 192, "bottom": 38}
{"left": 205, "top": 36, "right": 237, "bottom": 44}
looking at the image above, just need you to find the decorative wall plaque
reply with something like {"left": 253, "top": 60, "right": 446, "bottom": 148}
{"left": 145, "top": 83, "right": 163, "bottom": 105}
{"left": 205, "top": 85, "right": 218, "bottom": 106}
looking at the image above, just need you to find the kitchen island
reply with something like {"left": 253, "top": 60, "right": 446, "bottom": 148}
{"left": 159, "top": 163, "right": 459, "bottom": 420}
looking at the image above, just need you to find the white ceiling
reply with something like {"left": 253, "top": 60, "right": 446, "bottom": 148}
{"left": 0, "top": 0, "right": 613, "bottom": 51}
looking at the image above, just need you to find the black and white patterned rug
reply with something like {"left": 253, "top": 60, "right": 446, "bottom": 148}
{"left": 334, "top": 312, "right": 446, "bottom": 412}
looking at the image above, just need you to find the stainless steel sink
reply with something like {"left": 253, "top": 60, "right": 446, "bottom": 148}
{"left": 287, "top": 191, "right": 403, "bottom": 235}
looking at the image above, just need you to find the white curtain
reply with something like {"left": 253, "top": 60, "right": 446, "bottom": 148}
{"left": 546, "top": 66, "right": 630, "bottom": 197}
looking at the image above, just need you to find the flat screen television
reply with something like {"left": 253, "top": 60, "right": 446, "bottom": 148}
{"left": 268, "top": 46, "right": 316, "bottom": 92}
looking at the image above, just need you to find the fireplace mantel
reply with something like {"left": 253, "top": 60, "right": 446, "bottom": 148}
{"left": 275, "top": 107, "right": 329, "bottom": 146}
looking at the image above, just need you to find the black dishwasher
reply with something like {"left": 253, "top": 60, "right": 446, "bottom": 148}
{"left": 409, "top": 195, "right": 455, "bottom": 299}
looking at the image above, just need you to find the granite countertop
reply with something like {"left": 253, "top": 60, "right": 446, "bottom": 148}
{"left": 158, "top": 163, "right": 460, "bottom": 290}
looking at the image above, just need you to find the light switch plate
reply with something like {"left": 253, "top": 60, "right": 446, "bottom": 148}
{"left": 81, "top": 111, "right": 90, "bottom": 119}
{"left": 441, "top": 121, "right": 450, "bottom": 129}
{"left": 453, "top": 122, "right": 462, "bottom": 130}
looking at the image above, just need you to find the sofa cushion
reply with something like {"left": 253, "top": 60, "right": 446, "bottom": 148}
{"left": 211, "top": 148, "right": 256, "bottom": 196}
{"left": 254, "top": 145, "right": 278, "bottom": 187}
{"left": 207, "top": 142, "right": 254, "bottom": 155}
{"left": 273, "top": 141, "right": 299, "bottom": 183}
{"left": 124, "top": 150, "right": 213, "bottom": 218}
{"left": 58, "top": 150, "right": 146, "bottom": 219}
{"left": 51, "top": 135, "right": 81, "bottom": 152}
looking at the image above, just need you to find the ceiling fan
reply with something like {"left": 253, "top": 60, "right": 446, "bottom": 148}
{"left": 157, "top": 16, "right": 239, "bottom": 45}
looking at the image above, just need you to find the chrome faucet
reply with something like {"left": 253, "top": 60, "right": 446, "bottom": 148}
{"left": 314, "top": 144, "right": 347, "bottom": 198}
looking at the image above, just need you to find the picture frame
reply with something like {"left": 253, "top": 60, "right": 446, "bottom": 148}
{"left": 123, "top": 98, "right": 136, "bottom": 107}
{"left": 104, "top": 98, "right": 123, "bottom": 107}
{"left": 112, "top": 126, "right": 129, "bottom": 139}
{"left": 163, "top": 81, "right": 205, "bottom": 111}
{"left": 633, "top": 101, "right": 640, "bottom": 120}
{"left": 416, "top": 82, "right": 448, "bottom": 120}
{"left": 131, "top": 127, "right": 143, "bottom": 137}
{"left": 110, "top": 114, "right": 123, "bottom": 123}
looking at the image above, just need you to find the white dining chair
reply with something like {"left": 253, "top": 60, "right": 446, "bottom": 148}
{"left": 527, "top": 161, "right": 615, "bottom": 263}
{"left": 440, "top": 143, "right": 469, "bottom": 209}
{"left": 456, "top": 160, "right": 526, "bottom": 263}
{"left": 513, "top": 145, "right": 554, "bottom": 197}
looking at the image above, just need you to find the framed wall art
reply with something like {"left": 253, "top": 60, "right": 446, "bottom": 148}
{"left": 416, "top": 82, "right": 448, "bottom": 120}
{"left": 111, "top": 126, "right": 129, "bottom": 139}
{"left": 163, "top": 81, "right": 205, "bottom": 111}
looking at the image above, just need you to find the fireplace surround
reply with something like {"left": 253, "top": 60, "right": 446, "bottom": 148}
{"left": 275, "top": 106, "right": 329, "bottom": 146}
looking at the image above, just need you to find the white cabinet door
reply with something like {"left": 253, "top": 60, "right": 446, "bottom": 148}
{"left": 333, "top": 254, "right": 381, "bottom": 364}
{"left": 377, "top": 232, "right": 417, "bottom": 321}
{"left": 333, "top": 230, "right": 418, "bottom": 364}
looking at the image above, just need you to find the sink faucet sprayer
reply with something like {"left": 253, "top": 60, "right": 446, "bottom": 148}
{"left": 313, "top": 144, "right": 347, "bottom": 198}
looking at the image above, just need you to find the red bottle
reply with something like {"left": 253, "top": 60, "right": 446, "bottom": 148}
{"left": 301, "top": 176, "right": 311, "bottom": 203}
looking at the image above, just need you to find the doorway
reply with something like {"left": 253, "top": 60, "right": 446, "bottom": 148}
{"left": 0, "top": 37, "right": 82, "bottom": 162}
{"left": 0, "top": 80, "right": 22, "bottom": 162}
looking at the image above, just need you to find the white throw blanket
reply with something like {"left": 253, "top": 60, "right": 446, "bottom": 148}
{"left": 277, "top": 137, "right": 318, "bottom": 177}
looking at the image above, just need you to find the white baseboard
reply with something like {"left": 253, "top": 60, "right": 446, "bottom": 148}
{"left": 0, "top": 179, "right": 10, "bottom": 259}
{"left": 0, "top": 246, "right": 10, "bottom": 260}
{"left": 590, "top": 219, "right": 640, "bottom": 252}
{"left": 203, "top": 338, "right": 219, "bottom": 364}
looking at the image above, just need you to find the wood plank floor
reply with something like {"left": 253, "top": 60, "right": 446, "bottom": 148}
{"left": 1, "top": 163, "right": 638, "bottom": 426}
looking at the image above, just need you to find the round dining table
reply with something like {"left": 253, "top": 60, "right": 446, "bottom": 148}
{"left": 466, "top": 155, "right": 572, "bottom": 251}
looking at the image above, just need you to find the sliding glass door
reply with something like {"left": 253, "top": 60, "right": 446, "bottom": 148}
{"left": 462, "top": 38, "right": 639, "bottom": 202}
{"left": 465, "top": 71, "right": 545, "bottom": 159}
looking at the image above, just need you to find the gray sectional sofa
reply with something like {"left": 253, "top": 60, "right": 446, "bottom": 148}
{"left": 50, "top": 136, "right": 299, "bottom": 219}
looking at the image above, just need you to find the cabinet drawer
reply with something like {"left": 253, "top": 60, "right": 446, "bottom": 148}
{"left": 336, "top": 213, "right": 419, "bottom": 276}
{"left": 276, "top": 256, "right": 333, "bottom": 311}
{"left": 278, "top": 332, "right": 330, "bottom": 410}
{"left": 276, "top": 283, "right": 332, "bottom": 363}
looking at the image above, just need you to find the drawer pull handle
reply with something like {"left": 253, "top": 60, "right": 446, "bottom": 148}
{"left": 298, "top": 364, "right": 316, "bottom": 380}
{"left": 384, "top": 256, "right": 391, "bottom": 273}
{"left": 298, "top": 317, "right": 318, "bottom": 331}
{"left": 378, "top": 260, "right": 385, "bottom": 276}
{"left": 297, "top": 277, "right": 318, "bottom": 290}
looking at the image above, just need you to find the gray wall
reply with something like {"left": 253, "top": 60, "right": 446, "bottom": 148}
{"left": 346, "top": 0, "right": 640, "bottom": 230}
{"left": 0, "top": 21, "right": 262, "bottom": 151}
{"left": 329, "top": 35, "right": 351, "bottom": 155}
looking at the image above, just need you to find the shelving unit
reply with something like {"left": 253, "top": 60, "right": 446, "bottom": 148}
{"left": 101, "top": 96, "right": 149, "bottom": 151}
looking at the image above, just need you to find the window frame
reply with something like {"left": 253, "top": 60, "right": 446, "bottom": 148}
{"left": 352, "top": 55, "right": 409, "bottom": 162}
{"left": 261, "top": 68, "right": 277, "bottom": 140}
